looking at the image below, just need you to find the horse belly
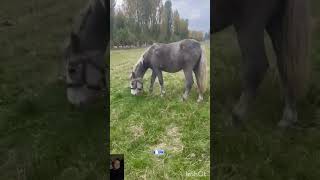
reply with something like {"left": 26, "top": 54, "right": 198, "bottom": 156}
{"left": 152, "top": 52, "right": 182, "bottom": 73}
{"left": 159, "top": 62, "right": 182, "bottom": 73}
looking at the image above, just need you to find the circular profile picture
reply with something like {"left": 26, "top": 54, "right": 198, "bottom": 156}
{"left": 112, "top": 159, "right": 121, "bottom": 170}
{"left": 110, "top": 157, "right": 124, "bottom": 180}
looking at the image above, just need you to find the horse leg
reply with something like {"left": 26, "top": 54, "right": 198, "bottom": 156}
{"left": 182, "top": 69, "right": 194, "bottom": 101}
{"left": 156, "top": 70, "right": 165, "bottom": 97}
{"left": 197, "top": 88, "right": 204, "bottom": 103}
{"left": 267, "top": 18, "right": 297, "bottom": 128}
{"left": 194, "top": 65, "right": 204, "bottom": 103}
{"left": 232, "top": 27, "right": 269, "bottom": 126}
{"left": 149, "top": 70, "right": 157, "bottom": 93}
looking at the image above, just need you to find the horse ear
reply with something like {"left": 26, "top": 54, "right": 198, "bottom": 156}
{"left": 70, "top": 32, "right": 80, "bottom": 52}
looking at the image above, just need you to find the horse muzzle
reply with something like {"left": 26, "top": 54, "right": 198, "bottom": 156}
{"left": 131, "top": 88, "right": 143, "bottom": 96}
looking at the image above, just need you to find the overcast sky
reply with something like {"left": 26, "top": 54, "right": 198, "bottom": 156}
{"left": 115, "top": 0, "right": 210, "bottom": 33}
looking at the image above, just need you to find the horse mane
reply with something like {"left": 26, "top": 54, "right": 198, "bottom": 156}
{"left": 133, "top": 46, "right": 153, "bottom": 72}
{"left": 65, "top": 0, "right": 107, "bottom": 54}
{"left": 133, "top": 42, "right": 173, "bottom": 72}
{"left": 72, "top": 0, "right": 93, "bottom": 35}
{"left": 62, "top": 0, "right": 108, "bottom": 78}
{"left": 72, "top": 0, "right": 106, "bottom": 34}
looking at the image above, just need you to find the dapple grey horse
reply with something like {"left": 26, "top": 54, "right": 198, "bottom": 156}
{"left": 130, "top": 39, "right": 207, "bottom": 102}
{"left": 63, "top": 0, "right": 108, "bottom": 106}
{"left": 213, "top": 0, "right": 310, "bottom": 128}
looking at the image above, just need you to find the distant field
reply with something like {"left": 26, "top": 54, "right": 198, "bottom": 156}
{"left": 0, "top": 0, "right": 107, "bottom": 179}
{"left": 213, "top": 1, "right": 320, "bottom": 179}
{"left": 110, "top": 42, "right": 210, "bottom": 179}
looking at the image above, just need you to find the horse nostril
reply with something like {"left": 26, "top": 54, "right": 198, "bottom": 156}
{"left": 68, "top": 67, "right": 76, "bottom": 74}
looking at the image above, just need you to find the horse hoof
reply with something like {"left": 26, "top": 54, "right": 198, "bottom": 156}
{"left": 197, "top": 97, "right": 203, "bottom": 103}
{"left": 278, "top": 108, "right": 297, "bottom": 128}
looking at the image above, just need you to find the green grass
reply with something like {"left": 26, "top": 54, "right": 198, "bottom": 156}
{"left": 213, "top": 1, "right": 320, "bottom": 179}
{"left": 0, "top": 0, "right": 107, "bottom": 179}
{"left": 110, "top": 42, "right": 210, "bottom": 179}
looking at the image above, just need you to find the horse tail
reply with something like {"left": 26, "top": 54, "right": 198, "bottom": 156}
{"left": 282, "top": 0, "right": 310, "bottom": 97}
{"left": 195, "top": 46, "right": 207, "bottom": 94}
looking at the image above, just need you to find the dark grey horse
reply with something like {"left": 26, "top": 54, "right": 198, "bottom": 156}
{"left": 213, "top": 0, "right": 310, "bottom": 128}
{"left": 63, "top": 0, "right": 108, "bottom": 106}
{"left": 130, "top": 39, "right": 207, "bottom": 102}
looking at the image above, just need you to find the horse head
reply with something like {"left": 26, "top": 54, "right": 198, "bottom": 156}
{"left": 64, "top": 32, "right": 106, "bottom": 106}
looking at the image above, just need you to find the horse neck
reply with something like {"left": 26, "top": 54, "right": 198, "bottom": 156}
{"left": 77, "top": 0, "right": 108, "bottom": 51}
{"left": 134, "top": 62, "right": 148, "bottom": 79}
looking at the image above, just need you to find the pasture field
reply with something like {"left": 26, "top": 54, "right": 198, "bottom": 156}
{"left": 213, "top": 1, "right": 320, "bottom": 179}
{"left": 0, "top": 0, "right": 107, "bottom": 179}
{"left": 110, "top": 42, "right": 210, "bottom": 179}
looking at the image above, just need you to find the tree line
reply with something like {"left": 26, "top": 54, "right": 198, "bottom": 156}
{"left": 110, "top": 0, "right": 209, "bottom": 47}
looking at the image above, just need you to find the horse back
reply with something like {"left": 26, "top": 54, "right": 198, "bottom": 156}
{"left": 148, "top": 39, "right": 201, "bottom": 72}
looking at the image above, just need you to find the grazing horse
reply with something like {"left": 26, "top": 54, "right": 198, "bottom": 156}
{"left": 63, "top": 0, "right": 108, "bottom": 106}
{"left": 130, "top": 39, "right": 207, "bottom": 102}
{"left": 213, "top": 0, "right": 310, "bottom": 128}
